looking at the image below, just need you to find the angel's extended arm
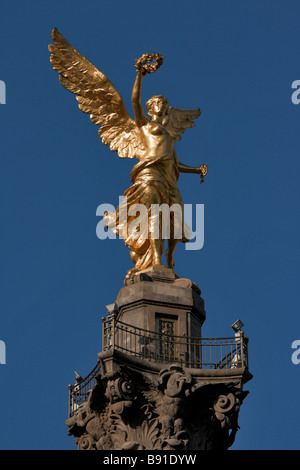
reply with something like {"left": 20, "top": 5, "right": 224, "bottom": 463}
{"left": 174, "top": 150, "right": 203, "bottom": 174}
{"left": 131, "top": 71, "right": 148, "bottom": 128}
{"left": 178, "top": 162, "right": 203, "bottom": 174}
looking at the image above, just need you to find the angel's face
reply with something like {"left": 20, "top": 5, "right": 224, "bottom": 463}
{"left": 147, "top": 96, "right": 169, "bottom": 119}
{"left": 153, "top": 99, "right": 168, "bottom": 116}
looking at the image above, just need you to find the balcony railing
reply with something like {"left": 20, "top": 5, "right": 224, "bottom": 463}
{"left": 68, "top": 317, "right": 249, "bottom": 418}
{"left": 102, "top": 315, "right": 249, "bottom": 370}
{"left": 68, "top": 361, "right": 101, "bottom": 418}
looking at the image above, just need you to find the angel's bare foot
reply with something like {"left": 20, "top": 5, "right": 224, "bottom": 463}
{"left": 125, "top": 267, "right": 139, "bottom": 279}
{"left": 166, "top": 258, "right": 175, "bottom": 269}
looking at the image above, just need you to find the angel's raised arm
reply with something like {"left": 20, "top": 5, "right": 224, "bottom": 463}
{"left": 131, "top": 71, "right": 148, "bottom": 128}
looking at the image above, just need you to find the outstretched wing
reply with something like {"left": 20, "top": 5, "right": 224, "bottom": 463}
{"left": 165, "top": 107, "right": 201, "bottom": 142}
{"left": 49, "top": 28, "right": 145, "bottom": 159}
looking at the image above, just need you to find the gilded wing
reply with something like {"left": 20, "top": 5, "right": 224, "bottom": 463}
{"left": 165, "top": 107, "right": 201, "bottom": 142}
{"left": 48, "top": 28, "right": 145, "bottom": 159}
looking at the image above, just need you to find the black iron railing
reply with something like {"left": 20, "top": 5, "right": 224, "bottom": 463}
{"left": 68, "top": 361, "right": 101, "bottom": 417}
{"left": 102, "top": 315, "right": 249, "bottom": 370}
{"left": 68, "top": 318, "right": 249, "bottom": 417}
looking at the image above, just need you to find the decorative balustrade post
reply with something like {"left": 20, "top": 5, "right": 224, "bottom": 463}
{"left": 68, "top": 384, "right": 74, "bottom": 418}
{"left": 111, "top": 313, "right": 116, "bottom": 350}
{"left": 240, "top": 331, "right": 245, "bottom": 367}
{"left": 101, "top": 317, "right": 106, "bottom": 350}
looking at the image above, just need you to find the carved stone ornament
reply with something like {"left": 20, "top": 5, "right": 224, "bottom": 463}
{"left": 65, "top": 364, "right": 249, "bottom": 451}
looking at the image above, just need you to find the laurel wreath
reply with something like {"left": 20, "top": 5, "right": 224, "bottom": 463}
{"left": 135, "top": 53, "right": 164, "bottom": 75}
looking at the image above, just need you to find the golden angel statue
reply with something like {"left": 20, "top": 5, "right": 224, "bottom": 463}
{"left": 49, "top": 28, "right": 207, "bottom": 278}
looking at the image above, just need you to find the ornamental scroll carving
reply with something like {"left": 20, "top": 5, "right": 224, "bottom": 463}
{"left": 65, "top": 365, "right": 249, "bottom": 450}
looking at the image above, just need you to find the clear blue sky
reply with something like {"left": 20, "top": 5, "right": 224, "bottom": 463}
{"left": 1, "top": 0, "right": 299, "bottom": 450}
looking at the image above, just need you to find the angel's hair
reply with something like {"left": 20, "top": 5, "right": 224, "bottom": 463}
{"left": 146, "top": 95, "right": 169, "bottom": 115}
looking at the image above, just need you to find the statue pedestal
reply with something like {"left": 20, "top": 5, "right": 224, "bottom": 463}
{"left": 114, "top": 267, "right": 205, "bottom": 360}
{"left": 65, "top": 270, "right": 252, "bottom": 450}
